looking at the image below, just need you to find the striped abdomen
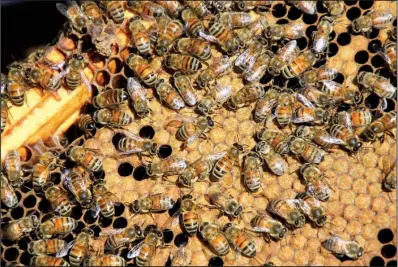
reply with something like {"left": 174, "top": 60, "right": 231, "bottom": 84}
{"left": 275, "top": 105, "right": 292, "bottom": 127}
{"left": 69, "top": 240, "right": 88, "bottom": 266}
{"left": 136, "top": 243, "right": 155, "bottom": 266}
{"left": 7, "top": 81, "right": 25, "bottom": 106}
{"left": 52, "top": 217, "right": 77, "bottom": 234}
{"left": 108, "top": 2, "right": 124, "bottom": 24}
{"left": 176, "top": 123, "right": 196, "bottom": 141}
{"left": 81, "top": 152, "right": 103, "bottom": 172}
{"left": 233, "top": 233, "right": 256, "bottom": 257}
{"left": 211, "top": 154, "right": 234, "bottom": 181}
{"left": 181, "top": 211, "right": 199, "bottom": 236}
{"left": 210, "top": 234, "right": 230, "bottom": 255}
{"left": 97, "top": 195, "right": 115, "bottom": 218}
{"left": 65, "top": 71, "right": 81, "bottom": 90}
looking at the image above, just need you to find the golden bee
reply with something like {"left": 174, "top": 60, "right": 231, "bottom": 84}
{"left": 30, "top": 255, "right": 70, "bottom": 266}
{"left": 250, "top": 214, "right": 287, "bottom": 241}
{"left": 274, "top": 88, "right": 296, "bottom": 128}
{"left": 322, "top": 236, "right": 364, "bottom": 260}
{"left": 242, "top": 152, "right": 263, "bottom": 192}
{"left": 253, "top": 87, "right": 279, "bottom": 123}
{"left": 244, "top": 50, "right": 274, "bottom": 83}
{"left": 155, "top": 18, "right": 184, "bottom": 55}
{"left": 176, "top": 194, "right": 200, "bottom": 236}
{"left": 65, "top": 54, "right": 91, "bottom": 91}
{"left": 295, "top": 125, "right": 333, "bottom": 149}
{"left": 292, "top": 107, "right": 330, "bottom": 125}
{"left": 357, "top": 71, "right": 397, "bottom": 99}
{"left": 320, "top": 80, "right": 363, "bottom": 105}
{"left": 3, "top": 149, "right": 23, "bottom": 187}
{"left": 295, "top": 192, "right": 327, "bottom": 227}
{"left": 129, "top": 16, "right": 151, "bottom": 56}
{"left": 127, "top": 77, "right": 151, "bottom": 118}
{"left": 291, "top": 1, "right": 317, "bottom": 15}
{"left": 216, "top": 11, "right": 253, "bottom": 29}
{"left": 66, "top": 146, "right": 103, "bottom": 172}
{"left": 323, "top": 1, "right": 345, "bottom": 17}
{"left": 207, "top": 21, "right": 239, "bottom": 55}
{"left": 360, "top": 111, "right": 396, "bottom": 142}
{"left": 77, "top": 114, "right": 96, "bottom": 137}
{"left": 235, "top": 17, "right": 269, "bottom": 48}
{"left": 32, "top": 152, "right": 61, "bottom": 190}
{"left": 173, "top": 72, "right": 198, "bottom": 106}
{"left": 196, "top": 55, "right": 232, "bottom": 88}
{"left": 44, "top": 184, "right": 73, "bottom": 216}
{"left": 352, "top": 10, "right": 394, "bottom": 34}
{"left": 268, "top": 40, "right": 300, "bottom": 76}
{"left": 299, "top": 68, "right": 338, "bottom": 86}
{"left": 199, "top": 222, "right": 230, "bottom": 256}
{"left": 7, "top": 63, "right": 27, "bottom": 106}
{"left": 56, "top": 1, "right": 87, "bottom": 33}
{"left": 234, "top": 39, "right": 265, "bottom": 73}
{"left": 24, "top": 67, "right": 64, "bottom": 94}
{"left": 1, "top": 172, "right": 18, "bottom": 208}
{"left": 100, "top": 1, "right": 124, "bottom": 24}
{"left": 81, "top": 1, "right": 105, "bottom": 26}
{"left": 185, "top": 1, "right": 209, "bottom": 18}
{"left": 235, "top": 1, "right": 271, "bottom": 13}
{"left": 181, "top": 8, "right": 206, "bottom": 37}
{"left": 92, "top": 88, "right": 129, "bottom": 109}
{"left": 297, "top": 85, "right": 336, "bottom": 108}
{"left": 289, "top": 137, "right": 326, "bottom": 164}
{"left": 91, "top": 180, "right": 120, "bottom": 218}
{"left": 155, "top": 0, "right": 182, "bottom": 18}
{"left": 311, "top": 16, "right": 334, "bottom": 56}
{"left": 93, "top": 108, "right": 134, "bottom": 127}
{"left": 211, "top": 143, "right": 243, "bottom": 181}
{"left": 155, "top": 79, "right": 185, "bottom": 110}
{"left": 63, "top": 169, "right": 93, "bottom": 208}
{"left": 265, "top": 23, "right": 306, "bottom": 42}
{"left": 146, "top": 157, "right": 188, "bottom": 177}
{"left": 126, "top": 54, "right": 158, "bottom": 86}
{"left": 332, "top": 109, "right": 372, "bottom": 128}
{"left": 281, "top": 50, "right": 318, "bottom": 79}
{"left": 165, "top": 54, "right": 203, "bottom": 73}
{"left": 85, "top": 255, "right": 126, "bottom": 266}
{"left": 208, "top": 188, "right": 243, "bottom": 218}
{"left": 266, "top": 199, "right": 306, "bottom": 228}
{"left": 195, "top": 84, "right": 232, "bottom": 115}
{"left": 257, "top": 128, "right": 290, "bottom": 155}
{"left": 127, "top": 228, "right": 164, "bottom": 266}
{"left": 27, "top": 239, "right": 67, "bottom": 255}
{"left": 116, "top": 131, "right": 158, "bottom": 156}
{"left": 223, "top": 223, "right": 256, "bottom": 258}
{"left": 227, "top": 83, "right": 265, "bottom": 110}
{"left": 37, "top": 216, "right": 77, "bottom": 239}
{"left": 374, "top": 39, "right": 397, "bottom": 73}
{"left": 329, "top": 124, "right": 363, "bottom": 153}
{"left": 101, "top": 226, "right": 144, "bottom": 251}
{"left": 170, "top": 115, "right": 214, "bottom": 146}
{"left": 126, "top": 1, "right": 165, "bottom": 21}
{"left": 174, "top": 38, "right": 211, "bottom": 61}
{"left": 300, "top": 163, "right": 332, "bottom": 202}
{"left": 4, "top": 214, "right": 40, "bottom": 241}
{"left": 255, "top": 141, "right": 287, "bottom": 176}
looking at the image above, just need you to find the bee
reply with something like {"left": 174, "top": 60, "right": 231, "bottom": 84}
{"left": 0, "top": 97, "right": 9, "bottom": 134}
{"left": 242, "top": 152, "right": 263, "bottom": 192}
{"left": 208, "top": 188, "right": 243, "bottom": 218}
{"left": 223, "top": 223, "right": 256, "bottom": 258}
{"left": 291, "top": 1, "right": 317, "bottom": 15}
{"left": 357, "top": 71, "right": 397, "bottom": 99}
{"left": 173, "top": 72, "right": 198, "bottom": 106}
{"left": 55, "top": 228, "right": 94, "bottom": 265}
{"left": 127, "top": 228, "right": 164, "bottom": 266}
{"left": 93, "top": 108, "right": 134, "bottom": 127}
{"left": 265, "top": 23, "right": 306, "bottom": 42}
{"left": 257, "top": 128, "right": 290, "bottom": 155}
{"left": 234, "top": 39, "right": 265, "bottom": 73}
{"left": 155, "top": 19, "right": 184, "bottom": 55}
{"left": 185, "top": 1, "right": 209, "bottom": 18}
{"left": 181, "top": 8, "right": 206, "bottom": 37}
{"left": 267, "top": 199, "right": 306, "bottom": 228}
{"left": 299, "top": 68, "right": 338, "bottom": 86}
{"left": 101, "top": 1, "right": 124, "bottom": 24}
{"left": 30, "top": 256, "right": 70, "bottom": 266}
{"left": 329, "top": 124, "right": 363, "bottom": 153}
{"left": 126, "top": 54, "right": 158, "bottom": 86}
{"left": 311, "top": 17, "right": 334, "bottom": 56}
{"left": 170, "top": 246, "right": 192, "bottom": 266}
{"left": 101, "top": 226, "right": 143, "bottom": 251}
{"left": 1, "top": 172, "right": 18, "bottom": 208}
{"left": 383, "top": 163, "right": 396, "bottom": 192}
{"left": 25, "top": 67, "right": 64, "bottom": 94}
{"left": 116, "top": 131, "right": 158, "bottom": 156}
{"left": 295, "top": 125, "right": 333, "bottom": 149}
{"left": 253, "top": 88, "right": 279, "bottom": 123}
{"left": 195, "top": 84, "right": 232, "bottom": 115}
{"left": 32, "top": 152, "right": 61, "bottom": 190}
{"left": 44, "top": 184, "right": 73, "bottom": 216}
{"left": 63, "top": 170, "right": 93, "bottom": 209}
{"left": 274, "top": 88, "right": 296, "bottom": 128}
{"left": 250, "top": 214, "right": 287, "bottom": 241}
{"left": 155, "top": 0, "right": 182, "bottom": 18}
{"left": 65, "top": 54, "right": 91, "bottom": 91}
{"left": 322, "top": 236, "right": 364, "bottom": 260}
{"left": 211, "top": 143, "right": 244, "bottom": 181}
{"left": 332, "top": 109, "right": 372, "bottom": 128}
{"left": 81, "top": 1, "right": 105, "bottom": 26}
{"left": 27, "top": 239, "right": 67, "bottom": 255}
{"left": 360, "top": 111, "right": 396, "bottom": 142}
{"left": 126, "top": 1, "right": 165, "bottom": 20}
{"left": 295, "top": 192, "right": 327, "bottom": 227}
{"left": 7, "top": 63, "right": 27, "bottom": 106}
{"left": 77, "top": 114, "right": 96, "bottom": 136}
{"left": 3, "top": 149, "right": 23, "bottom": 187}
{"left": 4, "top": 214, "right": 40, "bottom": 241}
{"left": 300, "top": 163, "right": 332, "bottom": 202}
{"left": 255, "top": 141, "right": 288, "bottom": 176}
{"left": 320, "top": 80, "right": 363, "bottom": 105}
{"left": 85, "top": 255, "right": 126, "bottom": 266}
{"left": 352, "top": 10, "right": 394, "bottom": 34}
{"left": 91, "top": 180, "right": 120, "bottom": 218}
{"left": 56, "top": 1, "right": 87, "bottom": 33}
{"left": 235, "top": 17, "right": 269, "bottom": 48}
{"left": 66, "top": 146, "right": 103, "bottom": 172}
{"left": 172, "top": 115, "right": 214, "bottom": 146}
{"left": 268, "top": 40, "right": 300, "bottom": 76}
{"left": 174, "top": 38, "right": 211, "bottom": 61}
{"left": 227, "top": 83, "right": 265, "bottom": 110}
{"left": 92, "top": 89, "right": 129, "bottom": 109}
{"left": 199, "top": 222, "right": 230, "bottom": 256}
{"left": 208, "top": 21, "right": 239, "bottom": 55}
{"left": 146, "top": 157, "right": 188, "bottom": 177}
{"left": 297, "top": 85, "right": 336, "bottom": 108}
{"left": 196, "top": 55, "right": 232, "bottom": 88}
{"left": 216, "top": 12, "right": 253, "bottom": 29}
{"left": 289, "top": 137, "right": 326, "bottom": 164}
{"left": 155, "top": 79, "right": 185, "bottom": 110}
{"left": 236, "top": 1, "right": 271, "bottom": 13}
{"left": 292, "top": 107, "right": 330, "bottom": 125}
{"left": 281, "top": 50, "right": 317, "bottom": 79}
{"left": 374, "top": 40, "right": 397, "bottom": 73}
{"left": 210, "top": 1, "right": 233, "bottom": 12}
{"left": 165, "top": 54, "right": 203, "bottom": 73}
{"left": 323, "top": 1, "right": 345, "bottom": 17}
{"left": 127, "top": 77, "right": 150, "bottom": 118}
{"left": 128, "top": 16, "right": 151, "bottom": 56}
{"left": 174, "top": 194, "right": 201, "bottom": 236}
{"left": 37, "top": 216, "right": 77, "bottom": 239}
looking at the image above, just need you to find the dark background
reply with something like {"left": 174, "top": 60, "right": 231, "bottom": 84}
{"left": 1, "top": 1, "right": 67, "bottom": 70}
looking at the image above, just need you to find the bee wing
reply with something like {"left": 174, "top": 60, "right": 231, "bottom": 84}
{"left": 127, "top": 240, "right": 145, "bottom": 259}
{"left": 296, "top": 93, "right": 315, "bottom": 108}
{"left": 63, "top": 174, "right": 76, "bottom": 195}
{"left": 55, "top": 240, "right": 75, "bottom": 258}
{"left": 198, "top": 31, "right": 220, "bottom": 44}
{"left": 342, "top": 112, "right": 353, "bottom": 131}
{"left": 91, "top": 201, "right": 101, "bottom": 218}
{"left": 80, "top": 70, "right": 92, "bottom": 94}
{"left": 251, "top": 226, "right": 270, "bottom": 233}
{"left": 212, "top": 84, "right": 232, "bottom": 104}
{"left": 318, "top": 135, "right": 346, "bottom": 145}
{"left": 56, "top": 3, "right": 69, "bottom": 17}
{"left": 321, "top": 80, "right": 338, "bottom": 92}
{"left": 51, "top": 69, "right": 68, "bottom": 88}
{"left": 381, "top": 98, "right": 388, "bottom": 111}
{"left": 171, "top": 114, "right": 198, "bottom": 123}
{"left": 321, "top": 68, "right": 338, "bottom": 80}
{"left": 186, "top": 130, "right": 202, "bottom": 145}
{"left": 373, "top": 43, "right": 390, "bottom": 64}
{"left": 127, "top": 77, "right": 146, "bottom": 101}
{"left": 99, "top": 228, "right": 125, "bottom": 236}
{"left": 279, "top": 40, "right": 298, "bottom": 61}
{"left": 205, "top": 151, "right": 227, "bottom": 161}
{"left": 235, "top": 49, "right": 251, "bottom": 67}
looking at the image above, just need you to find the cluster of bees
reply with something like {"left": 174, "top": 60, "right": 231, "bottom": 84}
{"left": 1, "top": 1, "right": 397, "bottom": 266}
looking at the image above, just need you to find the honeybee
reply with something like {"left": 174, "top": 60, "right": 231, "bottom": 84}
{"left": 7, "top": 63, "right": 27, "bottom": 106}
{"left": 1, "top": 172, "right": 18, "bottom": 208}
{"left": 56, "top": 1, "right": 87, "bottom": 33}
{"left": 199, "top": 222, "right": 230, "bottom": 256}
{"left": 211, "top": 143, "right": 244, "bottom": 181}
{"left": 63, "top": 169, "right": 93, "bottom": 208}
{"left": 195, "top": 84, "right": 232, "bottom": 115}
{"left": 155, "top": 19, "right": 184, "bottom": 56}
{"left": 265, "top": 23, "right": 306, "bottom": 42}
{"left": 127, "top": 77, "right": 150, "bottom": 118}
{"left": 91, "top": 180, "right": 120, "bottom": 218}
{"left": 155, "top": 0, "right": 182, "bottom": 18}
{"left": 250, "top": 214, "right": 287, "bottom": 241}
{"left": 32, "top": 152, "right": 61, "bottom": 190}
{"left": 216, "top": 12, "right": 253, "bottom": 30}
{"left": 101, "top": 1, "right": 124, "bottom": 24}
{"left": 44, "top": 184, "right": 73, "bottom": 216}
{"left": 352, "top": 10, "right": 394, "bottom": 34}
{"left": 255, "top": 141, "right": 288, "bottom": 176}
{"left": 297, "top": 85, "right": 336, "bottom": 108}
{"left": 235, "top": 17, "right": 269, "bottom": 48}
{"left": 253, "top": 87, "right": 279, "bottom": 123}
{"left": 77, "top": 114, "right": 96, "bottom": 136}
{"left": 165, "top": 54, "right": 203, "bottom": 73}
{"left": 81, "top": 1, "right": 105, "bottom": 26}
{"left": 169, "top": 115, "right": 214, "bottom": 146}
{"left": 126, "top": 54, "right": 158, "bottom": 86}
{"left": 196, "top": 55, "right": 232, "bottom": 88}
{"left": 291, "top": 1, "right": 317, "bottom": 15}
{"left": 295, "top": 192, "right": 327, "bottom": 227}
{"left": 126, "top": 1, "right": 165, "bottom": 20}
{"left": 24, "top": 67, "right": 64, "bottom": 94}
{"left": 323, "top": 1, "right": 345, "bottom": 17}
{"left": 185, "top": 1, "right": 209, "bottom": 18}
{"left": 274, "top": 88, "right": 296, "bottom": 128}
{"left": 37, "top": 216, "right": 77, "bottom": 239}
{"left": 116, "top": 130, "right": 158, "bottom": 156}
{"left": 299, "top": 68, "right": 338, "bottom": 86}
{"left": 383, "top": 163, "right": 396, "bottom": 192}
{"left": 85, "top": 255, "right": 126, "bottom": 266}
{"left": 181, "top": 8, "right": 206, "bottom": 37}
{"left": 300, "top": 163, "right": 331, "bottom": 202}
{"left": 127, "top": 227, "right": 164, "bottom": 266}
{"left": 170, "top": 246, "right": 192, "bottom": 266}
{"left": 3, "top": 214, "right": 40, "bottom": 241}
{"left": 0, "top": 97, "right": 10, "bottom": 134}
{"left": 227, "top": 83, "right": 265, "bottom": 110}
{"left": 3, "top": 149, "right": 23, "bottom": 187}
{"left": 101, "top": 226, "right": 143, "bottom": 251}
{"left": 295, "top": 125, "right": 333, "bottom": 149}
{"left": 207, "top": 21, "right": 239, "bottom": 55}
{"left": 332, "top": 109, "right": 372, "bottom": 128}
{"left": 236, "top": 1, "right": 271, "bottom": 13}
{"left": 66, "top": 146, "right": 103, "bottom": 172}
{"left": 128, "top": 16, "right": 151, "bottom": 56}
{"left": 234, "top": 39, "right": 265, "bottom": 73}
{"left": 257, "top": 128, "right": 290, "bottom": 155}
{"left": 92, "top": 89, "right": 128, "bottom": 109}
{"left": 56, "top": 228, "right": 94, "bottom": 265}
{"left": 266, "top": 199, "right": 306, "bottom": 228}
{"left": 93, "top": 108, "right": 134, "bottom": 127}
{"left": 27, "top": 239, "right": 67, "bottom": 255}
{"left": 245, "top": 52, "right": 273, "bottom": 83}
{"left": 281, "top": 50, "right": 317, "bottom": 79}
{"left": 292, "top": 107, "right": 330, "bottom": 125}
{"left": 210, "top": 1, "right": 233, "bottom": 12}
{"left": 374, "top": 40, "right": 397, "bottom": 73}
{"left": 146, "top": 157, "right": 188, "bottom": 177}
{"left": 208, "top": 188, "right": 243, "bottom": 218}
{"left": 311, "top": 17, "right": 334, "bottom": 56}
{"left": 173, "top": 72, "right": 198, "bottom": 106}
{"left": 155, "top": 79, "right": 185, "bottom": 110}
{"left": 268, "top": 40, "right": 300, "bottom": 76}
{"left": 357, "top": 71, "right": 397, "bottom": 99}
{"left": 289, "top": 137, "right": 326, "bottom": 164}
{"left": 65, "top": 54, "right": 91, "bottom": 91}
{"left": 174, "top": 38, "right": 211, "bottom": 61}
{"left": 223, "top": 223, "right": 256, "bottom": 258}
{"left": 360, "top": 111, "right": 396, "bottom": 142}
{"left": 30, "top": 255, "right": 70, "bottom": 266}
{"left": 329, "top": 124, "right": 363, "bottom": 153}
{"left": 242, "top": 152, "right": 263, "bottom": 192}
{"left": 322, "top": 236, "right": 364, "bottom": 260}
{"left": 320, "top": 80, "right": 363, "bottom": 105}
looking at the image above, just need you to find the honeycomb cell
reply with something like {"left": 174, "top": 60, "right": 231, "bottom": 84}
{"left": 296, "top": 37, "right": 308, "bottom": 50}
{"left": 11, "top": 207, "right": 24, "bottom": 220}
{"left": 19, "top": 252, "right": 32, "bottom": 266}
{"left": 365, "top": 93, "right": 381, "bottom": 109}
{"left": 158, "top": 145, "right": 173, "bottom": 159}
{"left": 382, "top": 244, "right": 397, "bottom": 259}
{"left": 287, "top": 6, "right": 302, "bottom": 20}
{"left": 113, "top": 217, "right": 127, "bottom": 229}
{"left": 107, "top": 58, "right": 123, "bottom": 74}
{"left": 328, "top": 43, "right": 339, "bottom": 57}
{"left": 277, "top": 19, "right": 289, "bottom": 25}
{"left": 387, "top": 260, "right": 398, "bottom": 266}
{"left": 112, "top": 75, "right": 127, "bottom": 88}
{"left": 371, "top": 55, "right": 387, "bottom": 68}
{"left": 368, "top": 39, "right": 383, "bottom": 53}
{"left": 84, "top": 210, "right": 98, "bottom": 224}
{"left": 139, "top": 125, "right": 155, "bottom": 139}
{"left": 354, "top": 50, "right": 369, "bottom": 64}
{"left": 370, "top": 256, "right": 385, "bottom": 266}
{"left": 346, "top": 7, "right": 361, "bottom": 21}
{"left": 359, "top": 1, "right": 374, "bottom": 9}
{"left": 133, "top": 166, "right": 149, "bottom": 181}
{"left": 358, "top": 64, "right": 374, "bottom": 73}
{"left": 208, "top": 257, "right": 223, "bottom": 266}
{"left": 118, "top": 162, "right": 134, "bottom": 177}
{"left": 88, "top": 52, "right": 106, "bottom": 69}
{"left": 337, "top": 32, "right": 352, "bottom": 46}
{"left": 96, "top": 71, "right": 110, "bottom": 86}
{"left": 4, "top": 247, "right": 18, "bottom": 261}
{"left": 272, "top": 4, "right": 287, "bottom": 18}
{"left": 378, "top": 228, "right": 394, "bottom": 244}
{"left": 303, "top": 13, "right": 318, "bottom": 24}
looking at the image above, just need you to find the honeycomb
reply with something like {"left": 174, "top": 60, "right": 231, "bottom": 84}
{"left": 1, "top": 1, "right": 397, "bottom": 266}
